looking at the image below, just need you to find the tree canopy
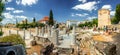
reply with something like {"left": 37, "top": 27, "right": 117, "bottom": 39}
{"left": 33, "top": 17, "right": 36, "bottom": 23}
{"left": 111, "top": 4, "right": 120, "bottom": 24}
{"left": 111, "top": 16, "right": 118, "bottom": 24}
{"left": 0, "top": 1, "right": 4, "bottom": 22}
{"left": 115, "top": 4, "right": 120, "bottom": 24}
{"left": 78, "top": 18, "right": 98, "bottom": 28}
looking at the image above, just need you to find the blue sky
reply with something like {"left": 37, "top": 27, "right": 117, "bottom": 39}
{"left": 1, "top": 0, "right": 120, "bottom": 24}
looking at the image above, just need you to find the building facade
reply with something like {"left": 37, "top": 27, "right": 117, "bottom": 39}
{"left": 38, "top": 16, "right": 49, "bottom": 24}
{"left": 98, "top": 9, "right": 111, "bottom": 28}
{"left": 66, "top": 20, "right": 79, "bottom": 28}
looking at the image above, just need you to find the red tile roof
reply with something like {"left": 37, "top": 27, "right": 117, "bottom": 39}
{"left": 39, "top": 16, "right": 49, "bottom": 22}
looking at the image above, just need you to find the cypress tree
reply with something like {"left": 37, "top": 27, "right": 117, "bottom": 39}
{"left": 25, "top": 19, "right": 28, "bottom": 29}
{"left": 33, "top": 17, "right": 36, "bottom": 23}
{"left": 48, "top": 10, "right": 54, "bottom": 26}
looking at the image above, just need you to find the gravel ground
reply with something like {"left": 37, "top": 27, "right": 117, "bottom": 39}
{"left": 112, "top": 33, "right": 120, "bottom": 55}
{"left": 26, "top": 45, "right": 43, "bottom": 55}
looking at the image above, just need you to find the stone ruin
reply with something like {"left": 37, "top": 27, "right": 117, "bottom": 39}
{"left": 95, "top": 42, "right": 117, "bottom": 55}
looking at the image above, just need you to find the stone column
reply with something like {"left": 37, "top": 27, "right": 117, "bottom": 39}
{"left": 51, "top": 26, "right": 55, "bottom": 37}
{"left": 51, "top": 29, "right": 59, "bottom": 45}
{"left": 9, "top": 30, "right": 11, "bottom": 35}
{"left": 63, "top": 28, "right": 67, "bottom": 34}
{"left": 45, "top": 26, "right": 47, "bottom": 33}
{"left": 41, "top": 27, "right": 44, "bottom": 36}
{"left": 56, "top": 29, "right": 59, "bottom": 45}
{"left": 71, "top": 26, "right": 76, "bottom": 45}
{"left": 23, "top": 28, "right": 25, "bottom": 40}
{"left": 17, "top": 30, "right": 19, "bottom": 35}
{"left": 51, "top": 29, "right": 53, "bottom": 37}
{"left": 72, "top": 26, "right": 75, "bottom": 34}
{"left": 47, "top": 26, "right": 51, "bottom": 37}
{"left": 39, "top": 28, "right": 42, "bottom": 36}
{"left": 71, "top": 35, "right": 76, "bottom": 45}
{"left": 36, "top": 27, "right": 39, "bottom": 36}
{"left": 29, "top": 29, "right": 31, "bottom": 37}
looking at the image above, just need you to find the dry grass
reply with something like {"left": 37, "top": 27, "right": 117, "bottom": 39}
{"left": 93, "top": 33, "right": 113, "bottom": 42}
{"left": 26, "top": 45, "right": 43, "bottom": 55}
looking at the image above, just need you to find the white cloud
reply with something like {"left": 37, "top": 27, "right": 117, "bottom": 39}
{"left": 102, "top": 5, "right": 112, "bottom": 10}
{"left": 110, "top": 11, "right": 115, "bottom": 16}
{"left": 1, "top": 0, "right": 12, "bottom": 3}
{"left": 78, "top": 0, "right": 87, "bottom": 3}
{"left": 72, "top": 1, "right": 99, "bottom": 11}
{"left": 7, "top": 0, "right": 12, "bottom": 2}
{"left": 15, "top": 15, "right": 27, "bottom": 19}
{"left": 76, "top": 13, "right": 88, "bottom": 17}
{"left": 1, "top": 19, "right": 13, "bottom": 24}
{"left": 6, "top": 7, "right": 15, "bottom": 11}
{"left": 2, "top": 12, "right": 14, "bottom": 19}
{"left": 1, "top": 12, "right": 28, "bottom": 24}
{"left": 6, "top": 7, "right": 24, "bottom": 14}
{"left": 2, "top": 12, "right": 27, "bottom": 19}
{"left": 0, "top": 0, "right": 13, "bottom": 3}
{"left": 71, "top": 13, "right": 75, "bottom": 17}
{"left": 71, "top": 13, "right": 89, "bottom": 17}
{"left": 87, "top": 16, "right": 97, "bottom": 20}
{"left": 16, "top": 0, "right": 21, "bottom": 5}
{"left": 16, "top": 0, "right": 38, "bottom": 6}
{"left": 13, "top": 10, "right": 24, "bottom": 13}
{"left": 1, "top": 0, "right": 6, "bottom": 3}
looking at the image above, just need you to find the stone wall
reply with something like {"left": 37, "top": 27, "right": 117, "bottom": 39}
{"left": 98, "top": 9, "right": 111, "bottom": 28}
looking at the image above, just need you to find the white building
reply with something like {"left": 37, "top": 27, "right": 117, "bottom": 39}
{"left": 66, "top": 20, "right": 78, "bottom": 28}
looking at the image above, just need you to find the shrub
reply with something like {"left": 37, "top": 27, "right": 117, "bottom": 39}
{"left": 0, "top": 34, "right": 25, "bottom": 47}
{"left": 0, "top": 31, "right": 3, "bottom": 36}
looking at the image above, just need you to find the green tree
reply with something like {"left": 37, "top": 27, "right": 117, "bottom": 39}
{"left": 0, "top": 1, "right": 4, "bottom": 16}
{"left": 0, "top": 1, "right": 5, "bottom": 36}
{"left": 30, "top": 22, "right": 37, "bottom": 28}
{"left": 16, "top": 18, "right": 18, "bottom": 27}
{"left": 25, "top": 19, "right": 28, "bottom": 29}
{"left": 111, "top": 16, "right": 118, "bottom": 24}
{"left": 0, "top": 1, "right": 4, "bottom": 22}
{"left": 22, "top": 20, "right": 25, "bottom": 28}
{"left": 92, "top": 18, "right": 98, "bottom": 26}
{"left": 48, "top": 10, "right": 54, "bottom": 26}
{"left": 78, "top": 18, "right": 98, "bottom": 28}
{"left": 33, "top": 17, "right": 36, "bottom": 23}
{"left": 37, "top": 22, "right": 45, "bottom": 27}
{"left": 32, "top": 17, "right": 38, "bottom": 27}
{"left": 115, "top": 4, "right": 120, "bottom": 24}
